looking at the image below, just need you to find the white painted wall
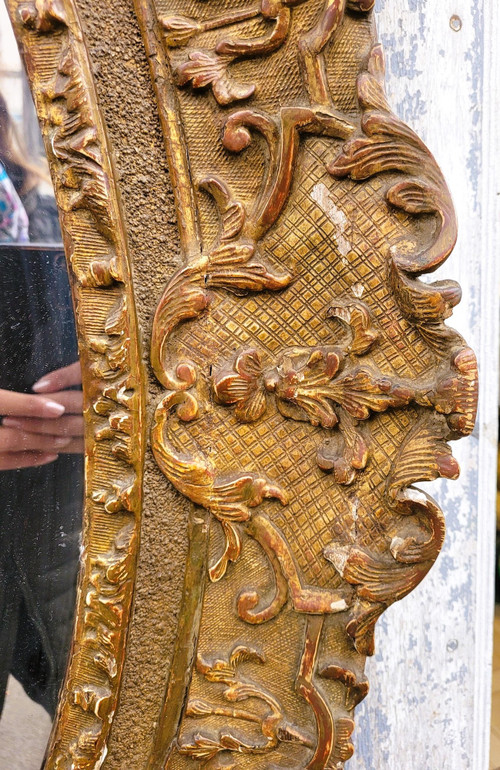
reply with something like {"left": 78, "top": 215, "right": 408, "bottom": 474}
{"left": 350, "top": 2, "right": 500, "bottom": 768}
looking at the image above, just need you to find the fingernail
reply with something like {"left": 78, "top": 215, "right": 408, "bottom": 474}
{"left": 44, "top": 401, "right": 65, "bottom": 417}
{"left": 40, "top": 454, "right": 58, "bottom": 464}
{"left": 2, "top": 418, "right": 22, "bottom": 429}
{"left": 32, "top": 378, "right": 52, "bottom": 393}
{"left": 54, "top": 437, "right": 72, "bottom": 448}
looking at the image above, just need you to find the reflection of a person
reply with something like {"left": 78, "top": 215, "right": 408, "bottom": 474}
{"left": 0, "top": 160, "right": 28, "bottom": 243}
{"left": 0, "top": 94, "right": 83, "bottom": 721}
{"left": 0, "top": 92, "right": 60, "bottom": 243}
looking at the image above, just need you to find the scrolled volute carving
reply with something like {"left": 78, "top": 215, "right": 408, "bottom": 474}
{"left": 139, "top": 2, "right": 478, "bottom": 768}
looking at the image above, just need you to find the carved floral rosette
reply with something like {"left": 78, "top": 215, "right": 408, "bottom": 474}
{"left": 140, "top": 1, "right": 478, "bottom": 769}
{"left": 7, "top": 0, "right": 478, "bottom": 768}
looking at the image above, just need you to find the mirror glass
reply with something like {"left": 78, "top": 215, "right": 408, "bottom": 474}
{"left": 0, "top": 8, "right": 83, "bottom": 768}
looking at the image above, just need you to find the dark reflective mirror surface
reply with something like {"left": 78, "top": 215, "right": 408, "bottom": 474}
{"left": 0, "top": 9, "right": 83, "bottom": 767}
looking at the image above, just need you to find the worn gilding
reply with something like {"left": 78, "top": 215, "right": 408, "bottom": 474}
{"left": 6, "top": 0, "right": 145, "bottom": 766}
{"left": 7, "top": 0, "right": 478, "bottom": 767}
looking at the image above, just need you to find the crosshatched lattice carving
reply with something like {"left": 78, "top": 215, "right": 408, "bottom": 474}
{"left": 144, "top": 3, "right": 478, "bottom": 768}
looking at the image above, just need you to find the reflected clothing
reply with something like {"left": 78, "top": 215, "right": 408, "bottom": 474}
{"left": 0, "top": 246, "right": 82, "bottom": 716}
{"left": 22, "top": 187, "right": 61, "bottom": 244}
{"left": 0, "top": 164, "right": 29, "bottom": 244}
{"left": 2, "top": 163, "right": 61, "bottom": 243}
{"left": 0, "top": 456, "right": 82, "bottom": 714}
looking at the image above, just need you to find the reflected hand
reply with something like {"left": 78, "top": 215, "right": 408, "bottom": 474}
{"left": 0, "top": 362, "right": 84, "bottom": 470}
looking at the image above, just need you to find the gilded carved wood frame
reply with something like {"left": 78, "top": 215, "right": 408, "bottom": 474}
{"left": 6, "top": 0, "right": 478, "bottom": 767}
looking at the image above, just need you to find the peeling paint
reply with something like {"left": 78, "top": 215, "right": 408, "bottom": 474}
{"left": 310, "top": 182, "right": 351, "bottom": 258}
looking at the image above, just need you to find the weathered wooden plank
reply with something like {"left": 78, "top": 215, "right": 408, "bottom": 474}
{"left": 350, "top": 1, "right": 500, "bottom": 767}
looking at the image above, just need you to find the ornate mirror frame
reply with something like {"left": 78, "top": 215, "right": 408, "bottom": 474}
{"left": 5, "top": 1, "right": 479, "bottom": 768}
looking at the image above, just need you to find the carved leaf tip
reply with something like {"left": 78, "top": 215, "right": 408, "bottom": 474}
{"left": 347, "top": 0, "right": 376, "bottom": 13}
{"left": 198, "top": 175, "right": 246, "bottom": 242}
{"left": 175, "top": 51, "right": 255, "bottom": 105}
{"left": 82, "top": 255, "right": 124, "bottom": 288}
{"left": 326, "top": 298, "right": 379, "bottom": 355}
{"left": 19, "top": 0, "right": 67, "bottom": 32}
{"left": 316, "top": 427, "right": 368, "bottom": 485}
{"left": 435, "top": 347, "right": 478, "bottom": 436}
{"left": 160, "top": 15, "right": 202, "bottom": 47}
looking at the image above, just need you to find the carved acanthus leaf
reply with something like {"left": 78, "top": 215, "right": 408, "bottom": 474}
{"left": 150, "top": 260, "right": 210, "bottom": 391}
{"left": 322, "top": 367, "right": 414, "bottom": 420}
{"left": 324, "top": 544, "right": 430, "bottom": 656}
{"left": 324, "top": 413, "right": 459, "bottom": 654}
{"left": 269, "top": 350, "right": 414, "bottom": 426}
{"left": 199, "top": 175, "right": 246, "bottom": 242}
{"left": 180, "top": 644, "right": 312, "bottom": 765}
{"left": 207, "top": 259, "right": 293, "bottom": 294}
{"left": 388, "top": 260, "right": 461, "bottom": 325}
{"left": 388, "top": 415, "right": 460, "bottom": 496}
{"left": 329, "top": 44, "right": 457, "bottom": 280}
{"left": 176, "top": 51, "right": 255, "bottom": 106}
{"left": 271, "top": 347, "right": 343, "bottom": 429}
{"left": 152, "top": 391, "right": 288, "bottom": 581}
{"left": 433, "top": 347, "right": 479, "bottom": 436}
{"left": 167, "top": 3, "right": 291, "bottom": 105}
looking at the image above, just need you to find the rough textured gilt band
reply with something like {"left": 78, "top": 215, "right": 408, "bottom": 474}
{"left": 6, "top": 0, "right": 145, "bottom": 767}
